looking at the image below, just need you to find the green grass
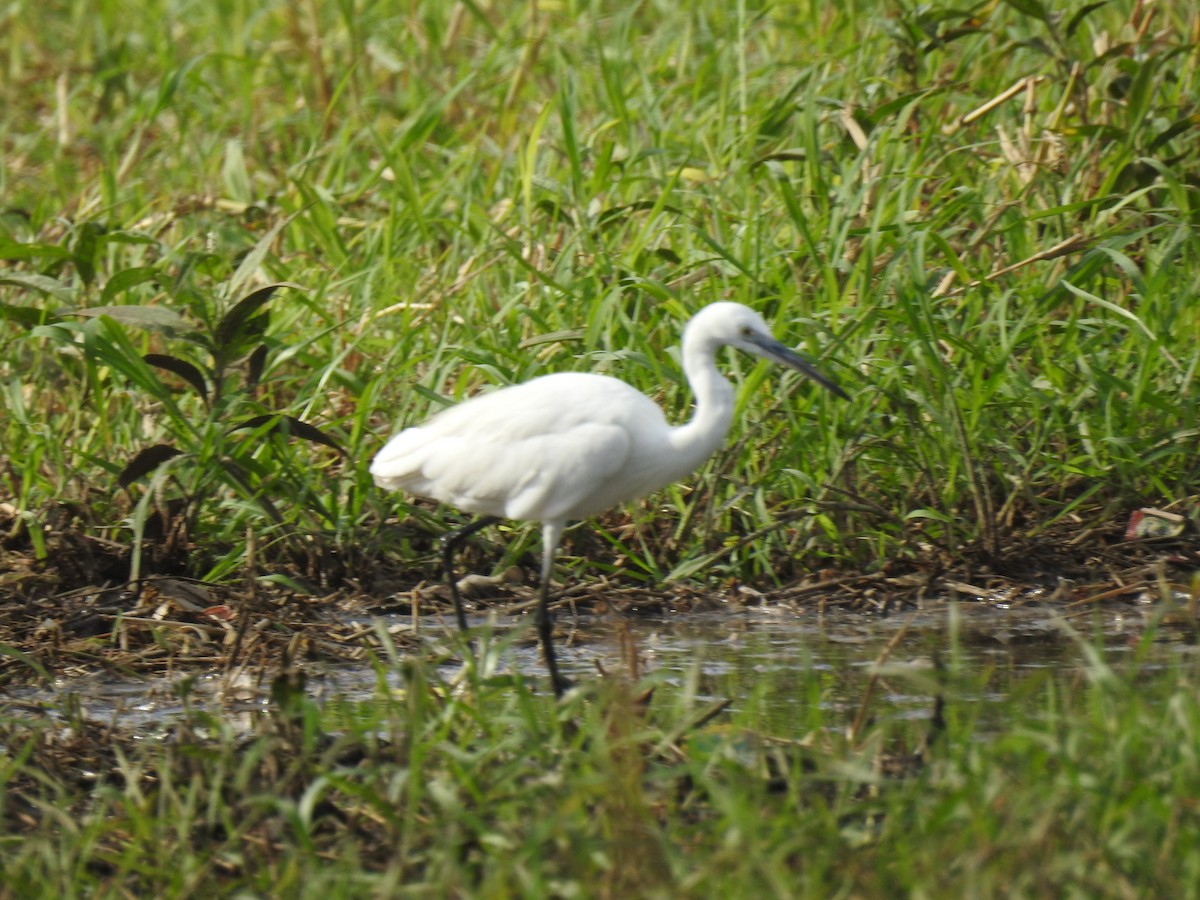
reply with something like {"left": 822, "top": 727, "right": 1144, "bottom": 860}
{"left": 2, "top": 0, "right": 1197, "bottom": 585}
{"left": 2, "top": 0, "right": 1200, "bottom": 893}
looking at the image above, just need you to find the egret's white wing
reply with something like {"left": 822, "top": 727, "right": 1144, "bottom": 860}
{"left": 422, "top": 421, "right": 632, "bottom": 520}
{"left": 370, "top": 373, "right": 659, "bottom": 520}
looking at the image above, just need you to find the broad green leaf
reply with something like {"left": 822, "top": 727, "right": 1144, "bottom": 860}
{"left": 1066, "top": 2, "right": 1109, "bottom": 38}
{"left": 0, "top": 238, "right": 73, "bottom": 262}
{"left": 0, "top": 303, "right": 52, "bottom": 327}
{"left": 214, "top": 282, "right": 302, "bottom": 351}
{"left": 144, "top": 353, "right": 209, "bottom": 403}
{"left": 0, "top": 271, "right": 74, "bottom": 301}
{"left": 70, "top": 221, "right": 105, "bottom": 286}
{"left": 245, "top": 343, "right": 268, "bottom": 390}
{"left": 80, "top": 318, "right": 190, "bottom": 409}
{"left": 73, "top": 304, "right": 196, "bottom": 335}
{"left": 118, "top": 444, "right": 184, "bottom": 488}
{"left": 228, "top": 414, "right": 346, "bottom": 454}
{"left": 1001, "top": 0, "right": 1048, "bottom": 21}
{"left": 100, "top": 266, "right": 160, "bottom": 305}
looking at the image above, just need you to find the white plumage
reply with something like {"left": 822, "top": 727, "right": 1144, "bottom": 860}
{"left": 371, "top": 301, "right": 847, "bottom": 696}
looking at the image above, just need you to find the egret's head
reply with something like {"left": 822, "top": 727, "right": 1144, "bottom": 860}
{"left": 688, "top": 302, "right": 848, "bottom": 400}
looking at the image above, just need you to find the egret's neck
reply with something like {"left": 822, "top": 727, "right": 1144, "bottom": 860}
{"left": 669, "top": 335, "right": 736, "bottom": 470}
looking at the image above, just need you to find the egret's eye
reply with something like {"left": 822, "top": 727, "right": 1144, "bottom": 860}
{"left": 741, "top": 325, "right": 754, "bottom": 337}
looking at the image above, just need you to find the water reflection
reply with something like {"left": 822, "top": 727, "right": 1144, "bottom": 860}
{"left": 5, "top": 600, "right": 1183, "bottom": 731}
{"left": 544, "top": 602, "right": 1171, "bottom": 727}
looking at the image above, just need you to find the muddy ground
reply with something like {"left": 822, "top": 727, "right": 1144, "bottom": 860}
{"left": 2, "top": 506, "right": 1196, "bottom": 687}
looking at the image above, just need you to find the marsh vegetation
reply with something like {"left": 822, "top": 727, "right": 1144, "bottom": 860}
{"left": 2, "top": 0, "right": 1198, "bottom": 894}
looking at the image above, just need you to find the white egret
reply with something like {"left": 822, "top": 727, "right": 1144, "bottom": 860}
{"left": 370, "top": 302, "right": 847, "bottom": 697}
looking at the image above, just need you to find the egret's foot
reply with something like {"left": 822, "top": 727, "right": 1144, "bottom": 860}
{"left": 549, "top": 672, "right": 574, "bottom": 699}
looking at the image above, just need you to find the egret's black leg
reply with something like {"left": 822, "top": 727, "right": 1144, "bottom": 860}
{"left": 538, "top": 522, "right": 570, "bottom": 698}
{"left": 535, "top": 578, "right": 569, "bottom": 699}
{"left": 441, "top": 516, "right": 500, "bottom": 632}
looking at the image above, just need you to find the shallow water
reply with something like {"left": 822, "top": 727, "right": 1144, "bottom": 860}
{"left": 527, "top": 602, "right": 1180, "bottom": 728}
{"left": 5, "top": 600, "right": 1185, "bottom": 732}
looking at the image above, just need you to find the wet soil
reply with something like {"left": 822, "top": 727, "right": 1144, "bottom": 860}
{"left": 1, "top": 506, "right": 1196, "bottom": 689}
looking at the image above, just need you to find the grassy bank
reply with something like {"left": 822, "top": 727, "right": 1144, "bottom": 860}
{"left": 2, "top": 0, "right": 1196, "bottom": 588}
